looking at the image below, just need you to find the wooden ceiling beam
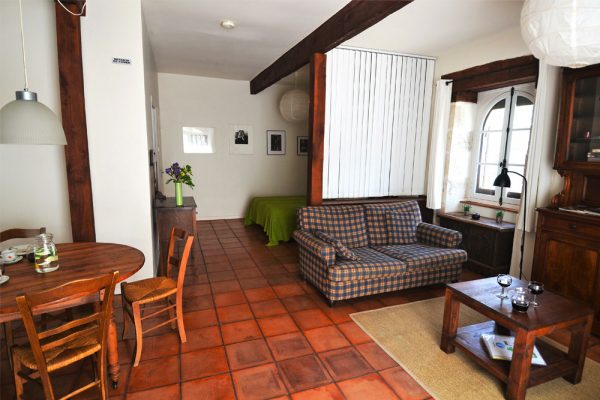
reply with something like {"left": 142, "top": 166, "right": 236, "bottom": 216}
{"left": 249, "top": 0, "right": 413, "bottom": 94}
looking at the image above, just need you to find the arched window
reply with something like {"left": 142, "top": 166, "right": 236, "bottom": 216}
{"left": 474, "top": 87, "right": 534, "bottom": 203}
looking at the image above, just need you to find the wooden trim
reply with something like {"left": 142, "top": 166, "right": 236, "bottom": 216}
{"left": 250, "top": 0, "right": 413, "bottom": 94}
{"left": 307, "top": 53, "right": 326, "bottom": 206}
{"left": 443, "top": 55, "right": 539, "bottom": 103}
{"left": 55, "top": 3, "right": 96, "bottom": 242}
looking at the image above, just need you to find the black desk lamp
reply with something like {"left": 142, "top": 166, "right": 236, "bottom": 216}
{"left": 493, "top": 166, "right": 528, "bottom": 280}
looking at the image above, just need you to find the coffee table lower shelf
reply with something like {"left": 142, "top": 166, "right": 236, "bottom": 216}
{"left": 453, "top": 321, "right": 578, "bottom": 388}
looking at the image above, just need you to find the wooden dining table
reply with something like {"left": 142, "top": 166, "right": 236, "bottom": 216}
{"left": 0, "top": 242, "right": 145, "bottom": 388}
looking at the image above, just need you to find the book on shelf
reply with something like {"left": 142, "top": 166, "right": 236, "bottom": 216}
{"left": 481, "top": 333, "right": 547, "bottom": 366}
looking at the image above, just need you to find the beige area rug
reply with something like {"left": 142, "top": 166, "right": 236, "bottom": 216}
{"left": 351, "top": 297, "right": 600, "bottom": 400}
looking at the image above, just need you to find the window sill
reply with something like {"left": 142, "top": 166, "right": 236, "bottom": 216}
{"left": 461, "top": 199, "right": 519, "bottom": 214}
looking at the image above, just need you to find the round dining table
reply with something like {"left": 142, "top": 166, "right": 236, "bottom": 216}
{"left": 0, "top": 242, "right": 145, "bottom": 388}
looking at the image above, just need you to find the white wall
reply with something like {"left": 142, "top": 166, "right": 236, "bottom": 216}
{"left": 81, "top": 0, "right": 155, "bottom": 281}
{"left": 0, "top": 0, "right": 72, "bottom": 242}
{"left": 158, "top": 73, "right": 308, "bottom": 219}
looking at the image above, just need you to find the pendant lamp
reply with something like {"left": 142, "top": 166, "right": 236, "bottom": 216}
{"left": 0, "top": 0, "right": 67, "bottom": 145}
{"left": 521, "top": 0, "right": 600, "bottom": 68}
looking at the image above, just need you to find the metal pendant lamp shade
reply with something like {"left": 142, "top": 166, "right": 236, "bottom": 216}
{"left": 493, "top": 167, "right": 512, "bottom": 188}
{"left": 0, "top": 90, "right": 66, "bottom": 145}
{"left": 521, "top": 0, "right": 600, "bottom": 68}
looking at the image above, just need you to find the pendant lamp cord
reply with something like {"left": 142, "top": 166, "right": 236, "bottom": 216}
{"left": 55, "top": 0, "right": 87, "bottom": 17}
{"left": 17, "top": 0, "right": 28, "bottom": 91}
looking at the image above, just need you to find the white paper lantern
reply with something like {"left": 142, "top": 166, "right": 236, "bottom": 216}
{"left": 279, "top": 89, "right": 309, "bottom": 122}
{"left": 521, "top": 0, "right": 600, "bottom": 68}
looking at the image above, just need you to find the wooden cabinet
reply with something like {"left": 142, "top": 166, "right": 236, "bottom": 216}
{"left": 438, "top": 212, "right": 515, "bottom": 277}
{"left": 532, "top": 209, "right": 600, "bottom": 335}
{"left": 154, "top": 197, "right": 198, "bottom": 275}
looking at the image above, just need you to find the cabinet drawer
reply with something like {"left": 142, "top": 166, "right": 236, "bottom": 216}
{"left": 542, "top": 215, "right": 600, "bottom": 239}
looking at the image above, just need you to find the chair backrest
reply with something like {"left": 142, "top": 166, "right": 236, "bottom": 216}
{"left": 0, "top": 227, "right": 46, "bottom": 242}
{"left": 15, "top": 271, "right": 118, "bottom": 400}
{"left": 165, "top": 227, "right": 194, "bottom": 290}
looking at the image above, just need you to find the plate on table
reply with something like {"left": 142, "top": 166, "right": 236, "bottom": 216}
{"left": 0, "top": 255, "right": 23, "bottom": 265}
{"left": 0, "top": 275, "right": 9, "bottom": 285}
{"left": 12, "top": 244, "right": 34, "bottom": 256}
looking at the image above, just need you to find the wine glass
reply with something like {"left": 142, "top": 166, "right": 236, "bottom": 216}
{"left": 511, "top": 287, "right": 531, "bottom": 313}
{"left": 496, "top": 274, "right": 512, "bottom": 299}
{"left": 528, "top": 281, "right": 544, "bottom": 307}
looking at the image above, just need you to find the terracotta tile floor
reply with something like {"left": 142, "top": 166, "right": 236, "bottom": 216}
{"left": 2, "top": 218, "right": 599, "bottom": 399}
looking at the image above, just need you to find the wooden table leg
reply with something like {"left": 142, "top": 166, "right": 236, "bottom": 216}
{"left": 107, "top": 317, "right": 120, "bottom": 388}
{"left": 565, "top": 315, "right": 593, "bottom": 384}
{"left": 440, "top": 288, "right": 460, "bottom": 353}
{"left": 506, "top": 329, "right": 535, "bottom": 400}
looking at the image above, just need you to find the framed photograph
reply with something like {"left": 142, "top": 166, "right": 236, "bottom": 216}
{"left": 182, "top": 126, "right": 215, "bottom": 154}
{"left": 297, "top": 136, "right": 309, "bottom": 156}
{"left": 267, "top": 130, "right": 286, "bottom": 155}
{"left": 230, "top": 124, "right": 254, "bottom": 155}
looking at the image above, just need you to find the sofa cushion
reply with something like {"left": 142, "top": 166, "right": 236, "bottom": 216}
{"left": 364, "top": 201, "right": 422, "bottom": 246}
{"left": 374, "top": 244, "right": 468, "bottom": 269}
{"left": 329, "top": 247, "right": 407, "bottom": 282}
{"left": 386, "top": 210, "right": 418, "bottom": 244}
{"left": 313, "top": 231, "right": 361, "bottom": 261}
{"left": 297, "top": 205, "right": 368, "bottom": 248}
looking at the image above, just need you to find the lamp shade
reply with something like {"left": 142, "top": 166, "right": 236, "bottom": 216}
{"left": 493, "top": 168, "right": 512, "bottom": 188}
{"left": 521, "top": 0, "right": 600, "bottom": 68}
{"left": 0, "top": 91, "right": 66, "bottom": 145}
{"left": 279, "top": 89, "right": 309, "bottom": 122}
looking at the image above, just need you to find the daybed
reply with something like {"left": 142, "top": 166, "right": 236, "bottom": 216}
{"left": 245, "top": 196, "right": 306, "bottom": 246}
{"left": 293, "top": 200, "right": 467, "bottom": 304}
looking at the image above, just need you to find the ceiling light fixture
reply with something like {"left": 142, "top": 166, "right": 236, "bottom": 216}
{"left": 220, "top": 19, "right": 236, "bottom": 30}
{"left": 0, "top": 0, "right": 66, "bottom": 145}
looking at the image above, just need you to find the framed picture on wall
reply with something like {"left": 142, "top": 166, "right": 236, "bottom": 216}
{"left": 267, "top": 130, "right": 286, "bottom": 155}
{"left": 297, "top": 136, "right": 308, "bottom": 156}
{"left": 230, "top": 124, "right": 254, "bottom": 155}
{"left": 182, "top": 126, "right": 215, "bottom": 154}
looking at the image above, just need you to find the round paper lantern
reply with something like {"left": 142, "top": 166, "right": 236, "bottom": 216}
{"left": 521, "top": 0, "right": 600, "bottom": 68}
{"left": 279, "top": 89, "right": 309, "bottom": 122}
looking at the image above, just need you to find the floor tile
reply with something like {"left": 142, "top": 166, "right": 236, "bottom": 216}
{"left": 235, "top": 268, "right": 263, "bottom": 279}
{"left": 319, "top": 305, "right": 356, "bottom": 324}
{"left": 181, "top": 326, "right": 223, "bottom": 353}
{"left": 136, "top": 332, "right": 180, "bottom": 362}
{"left": 292, "top": 309, "right": 333, "bottom": 331}
{"left": 232, "top": 363, "right": 288, "bottom": 400}
{"left": 250, "top": 298, "right": 288, "bottom": 318}
{"left": 217, "top": 303, "right": 254, "bottom": 323}
{"left": 273, "top": 283, "right": 306, "bottom": 298}
{"left": 239, "top": 277, "right": 270, "bottom": 289}
{"left": 356, "top": 342, "right": 398, "bottom": 371}
{"left": 126, "top": 383, "right": 180, "bottom": 399}
{"left": 278, "top": 354, "right": 332, "bottom": 392}
{"left": 127, "top": 355, "right": 180, "bottom": 392}
{"left": 304, "top": 325, "right": 351, "bottom": 353}
{"left": 245, "top": 287, "right": 277, "bottom": 302}
{"left": 226, "top": 338, "right": 273, "bottom": 370}
{"left": 258, "top": 315, "right": 299, "bottom": 337}
{"left": 379, "top": 366, "right": 430, "bottom": 400}
{"left": 282, "top": 295, "right": 318, "bottom": 312}
{"left": 337, "top": 321, "right": 372, "bottom": 344}
{"left": 181, "top": 373, "right": 236, "bottom": 399}
{"left": 291, "top": 383, "right": 345, "bottom": 400}
{"left": 211, "top": 279, "right": 242, "bottom": 294}
{"left": 181, "top": 346, "right": 229, "bottom": 381}
{"left": 337, "top": 373, "right": 398, "bottom": 400}
{"left": 208, "top": 270, "right": 237, "bottom": 282}
{"left": 214, "top": 290, "right": 247, "bottom": 307}
{"left": 318, "top": 347, "right": 373, "bottom": 381}
{"left": 266, "top": 332, "right": 313, "bottom": 361}
{"left": 221, "top": 319, "right": 263, "bottom": 344}
{"left": 183, "top": 308, "right": 218, "bottom": 330}
{"left": 183, "top": 294, "right": 214, "bottom": 311}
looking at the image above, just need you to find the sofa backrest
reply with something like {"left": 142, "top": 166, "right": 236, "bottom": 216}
{"left": 363, "top": 201, "right": 422, "bottom": 246}
{"left": 297, "top": 205, "right": 368, "bottom": 248}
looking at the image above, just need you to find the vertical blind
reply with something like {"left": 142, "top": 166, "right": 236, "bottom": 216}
{"left": 323, "top": 47, "right": 435, "bottom": 199}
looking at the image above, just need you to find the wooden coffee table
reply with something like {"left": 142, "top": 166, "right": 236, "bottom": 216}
{"left": 440, "top": 277, "right": 593, "bottom": 400}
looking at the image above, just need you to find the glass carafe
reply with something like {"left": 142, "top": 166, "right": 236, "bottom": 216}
{"left": 34, "top": 233, "right": 60, "bottom": 273}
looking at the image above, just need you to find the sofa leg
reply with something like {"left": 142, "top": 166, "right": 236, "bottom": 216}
{"left": 328, "top": 299, "right": 335, "bottom": 307}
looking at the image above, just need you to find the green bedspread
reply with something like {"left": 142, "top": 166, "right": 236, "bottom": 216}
{"left": 244, "top": 196, "right": 306, "bottom": 246}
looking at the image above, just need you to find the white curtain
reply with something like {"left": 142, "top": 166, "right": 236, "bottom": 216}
{"left": 323, "top": 47, "right": 435, "bottom": 199}
{"left": 509, "top": 62, "right": 563, "bottom": 278}
{"left": 426, "top": 80, "right": 453, "bottom": 209}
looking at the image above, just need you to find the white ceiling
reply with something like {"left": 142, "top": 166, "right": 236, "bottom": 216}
{"left": 142, "top": 0, "right": 525, "bottom": 83}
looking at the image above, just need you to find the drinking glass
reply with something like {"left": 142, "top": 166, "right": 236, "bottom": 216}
{"left": 496, "top": 274, "right": 512, "bottom": 299}
{"left": 528, "top": 281, "right": 544, "bottom": 307}
{"left": 511, "top": 287, "right": 531, "bottom": 313}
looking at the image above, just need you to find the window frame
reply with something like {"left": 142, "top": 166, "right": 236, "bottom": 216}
{"left": 470, "top": 85, "right": 535, "bottom": 205}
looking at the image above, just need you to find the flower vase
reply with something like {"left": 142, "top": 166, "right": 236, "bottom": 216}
{"left": 174, "top": 182, "right": 183, "bottom": 206}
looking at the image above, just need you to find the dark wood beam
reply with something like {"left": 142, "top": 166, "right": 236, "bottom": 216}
{"left": 55, "top": 2, "right": 95, "bottom": 242}
{"left": 307, "top": 53, "right": 326, "bottom": 206}
{"left": 442, "top": 55, "right": 539, "bottom": 103}
{"left": 250, "top": 0, "right": 413, "bottom": 94}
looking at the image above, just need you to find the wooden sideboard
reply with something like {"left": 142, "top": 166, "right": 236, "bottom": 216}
{"left": 154, "top": 196, "right": 198, "bottom": 275}
{"left": 438, "top": 212, "right": 515, "bottom": 277}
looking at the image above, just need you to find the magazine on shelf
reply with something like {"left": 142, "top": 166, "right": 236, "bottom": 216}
{"left": 481, "top": 333, "right": 547, "bottom": 366}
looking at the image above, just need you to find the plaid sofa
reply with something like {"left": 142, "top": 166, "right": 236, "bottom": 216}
{"left": 293, "top": 201, "right": 467, "bottom": 303}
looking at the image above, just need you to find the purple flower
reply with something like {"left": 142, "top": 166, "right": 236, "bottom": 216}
{"left": 165, "top": 167, "right": 172, "bottom": 174}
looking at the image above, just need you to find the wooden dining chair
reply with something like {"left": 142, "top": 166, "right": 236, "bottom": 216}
{"left": 121, "top": 228, "right": 194, "bottom": 367}
{"left": 0, "top": 227, "right": 46, "bottom": 242}
{"left": 12, "top": 271, "right": 118, "bottom": 400}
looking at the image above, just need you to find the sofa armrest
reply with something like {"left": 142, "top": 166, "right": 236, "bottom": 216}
{"left": 293, "top": 230, "right": 336, "bottom": 266}
{"left": 416, "top": 223, "right": 462, "bottom": 248}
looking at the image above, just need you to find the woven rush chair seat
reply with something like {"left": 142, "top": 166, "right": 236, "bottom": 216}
{"left": 122, "top": 277, "right": 177, "bottom": 303}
